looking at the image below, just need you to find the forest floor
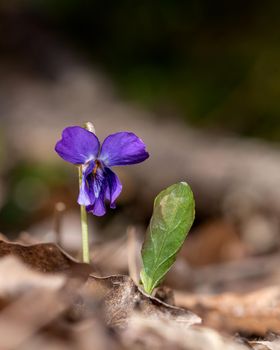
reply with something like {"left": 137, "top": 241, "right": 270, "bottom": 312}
{"left": 0, "top": 230, "right": 279, "bottom": 350}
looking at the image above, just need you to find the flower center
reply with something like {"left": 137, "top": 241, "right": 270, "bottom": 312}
{"left": 93, "top": 160, "right": 101, "bottom": 176}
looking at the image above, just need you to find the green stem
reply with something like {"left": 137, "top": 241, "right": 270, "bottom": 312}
{"left": 79, "top": 166, "right": 90, "bottom": 263}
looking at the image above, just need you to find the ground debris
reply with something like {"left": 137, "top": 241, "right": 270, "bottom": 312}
{"left": 0, "top": 239, "right": 93, "bottom": 277}
{"left": 0, "top": 238, "right": 278, "bottom": 349}
{"left": 249, "top": 340, "right": 280, "bottom": 350}
{"left": 81, "top": 274, "right": 201, "bottom": 328}
{"left": 121, "top": 315, "right": 249, "bottom": 350}
{"left": 0, "top": 255, "right": 65, "bottom": 300}
{"left": 175, "top": 286, "right": 280, "bottom": 336}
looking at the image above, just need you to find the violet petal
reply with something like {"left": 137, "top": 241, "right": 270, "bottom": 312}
{"left": 55, "top": 126, "right": 100, "bottom": 164}
{"left": 77, "top": 161, "right": 95, "bottom": 206}
{"left": 99, "top": 132, "right": 149, "bottom": 167}
{"left": 105, "top": 167, "right": 122, "bottom": 208}
{"left": 87, "top": 196, "right": 106, "bottom": 216}
{"left": 86, "top": 166, "right": 107, "bottom": 216}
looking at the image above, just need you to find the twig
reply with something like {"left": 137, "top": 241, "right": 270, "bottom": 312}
{"left": 53, "top": 202, "right": 66, "bottom": 246}
{"left": 127, "top": 226, "right": 140, "bottom": 285}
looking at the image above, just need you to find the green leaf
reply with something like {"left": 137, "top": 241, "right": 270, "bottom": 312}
{"left": 140, "top": 182, "right": 195, "bottom": 294}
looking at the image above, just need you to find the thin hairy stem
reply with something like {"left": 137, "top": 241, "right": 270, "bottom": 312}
{"left": 79, "top": 166, "right": 90, "bottom": 263}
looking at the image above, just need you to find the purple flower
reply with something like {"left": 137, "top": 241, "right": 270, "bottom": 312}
{"left": 55, "top": 126, "right": 149, "bottom": 216}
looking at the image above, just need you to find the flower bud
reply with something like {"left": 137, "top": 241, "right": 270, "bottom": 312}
{"left": 84, "top": 122, "right": 96, "bottom": 134}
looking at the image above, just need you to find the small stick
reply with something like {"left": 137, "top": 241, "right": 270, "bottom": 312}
{"left": 53, "top": 202, "right": 66, "bottom": 246}
{"left": 127, "top": 226, "right": 139, "bottom": 285}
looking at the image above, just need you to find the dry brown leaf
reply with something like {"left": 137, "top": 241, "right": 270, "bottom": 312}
{"left": 175, "top": 286, "right": 280, "bottom": 335}
{"left": 0, "top": 239, "right": 275, "bottom": 349}
{"left": 121, "top": 314, "right": 248, "bottom": 350}
{"left": 0, "top": 255, "right": 70, "bottom": 348}
{"left": 0, "top": 256, "right": 65, "bottom": 299}
{"left": 0, "top": 289, "right": 69, "bottom": 349}
{"left": 81, "top": 274, "right": 201, "bottom": 328}
{"left": 0, "top": 239, "right": 93, "bottom": 278}
{"left": 71, "top": 318, "right": 123, "bottom": 350}
{"left": 250, "top": 340, "right": 280, "bottom": 350}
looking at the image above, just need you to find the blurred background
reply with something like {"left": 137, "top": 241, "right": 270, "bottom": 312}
{"left": 1, "top": 0, "right": 280, "bottom": 291}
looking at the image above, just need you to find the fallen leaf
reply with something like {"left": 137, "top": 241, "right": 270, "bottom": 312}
{"left": 121, "top": 314, "right": 248, "bottom": 350}
{"left": 250, "top": 340, "right": 280, "bottom": 350}
{"left": 0, "top": 255, "right": 70, "bottom": 349}
{"left": 0, "top": 239, "right": 93, "bottom": 278}
{"left": 0, "top": 256, "right": 65, "bottom": 299}
{"left": 81, "top": 274, "right": 201, "bottom": 328}
{"left": 0, "top": 289, "right": 68, "bottom": 349}
{"left": 175, "top": 286, "right": 280, "bottom": 335}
